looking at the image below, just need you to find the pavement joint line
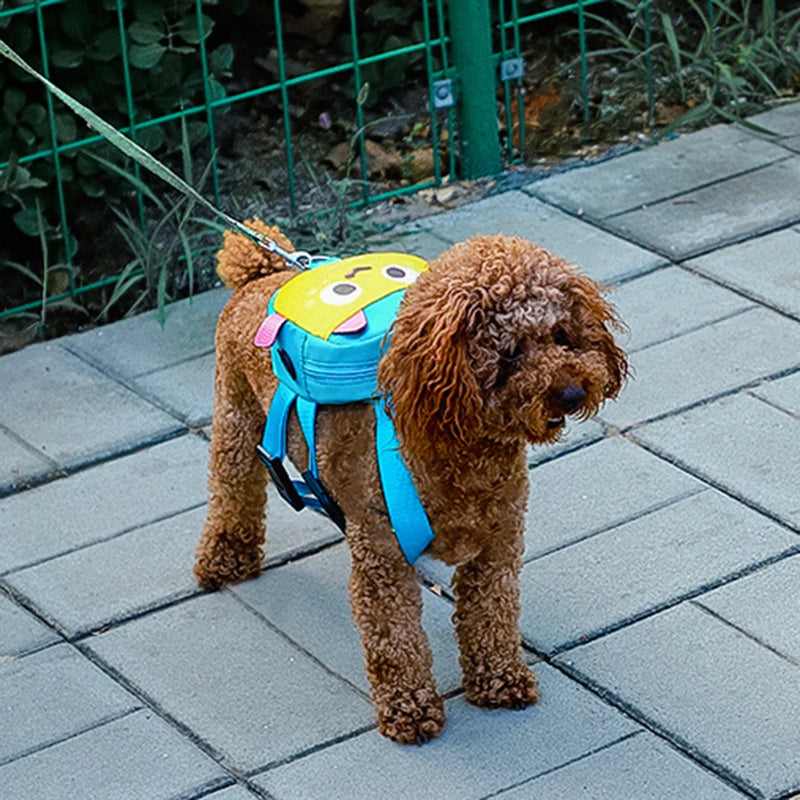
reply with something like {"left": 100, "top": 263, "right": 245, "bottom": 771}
{"left": 629, "top": 433, "right": 800, "bottom": 536}
{"left": 478, "top": 730, "right": 645, "bottom": 800}
{"left": 543, "top": 545, "right": 800, "bottom": 657}
{"left": 0, "top": 706, "right": 142, "bottom": 770}
{"left": 227, "top": 589, "right": 371, "bottom": 702}
{"left": 625, "top": 305, "right": 758, "bottom": 355}
{"left": 615, "top": 360, "right": 800, "bottom": 439}
{"left": 121, "top": 345, "right": 216, "bottom": 380}
{"left": 745, "top": 386, "right": 800, "bottom": 420}
{"left": 246, "top": 722, "right": 378, "bottom": 780}
{"left": 0, "top": 578, "right": 69, "bottom": 648}
{"left": 72, "top": 638, "right": 249, "bottom": 784}
{"left": 57, "top": 340, "right": 197, "bottom": 424}
{"left": 260, "top": 531, "right": 345, "bottom": 571}
{"left": 0, "top": 420, "right": 61, "bottom": 471}
{"left": 692, "top": 596, "right": 800, "bottom": 670}
{"left": 0, "top": 499, "right": 209, "bottom": 579}
{"left": 527, "top": 428, "right": 620, "bottom": 470}
{"left": 523, "top": 486, "right": 710, "bottom": 564}
{"left": 550, "top": 657, "right": 762, "bottom": 799}
{"left": 677, "top": 261, "right": 800, "bottom": 325}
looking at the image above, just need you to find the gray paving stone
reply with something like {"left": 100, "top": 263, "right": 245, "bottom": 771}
{"left": 602, "top": 157, "right": 800, "bottom": 259}
{"left": 611, "top": 266, "right": 754, "bottom": 352}
{"left": 525, "top": 437, "right": 704, "bottom": 560}
{"left": 520, "top": 489, "right": 797, "bottom": 653}
{"left": 599, "top": 307, "right": 800, "bottom": 429}
{"left": 635, "top": 393, "right": 800, "bottom": 528}
{"left": 253, "top": 665, "right": 638, "bottom": 800}
{"left": 530, "top": 124, "right": 787, "bottom": 219}
{"left": 747, "top": 100, "right": 800, "bottom": 137}
{"left": 782, "top": 134, "right": 800, "bottom": 153}
{"left": 63, "top": 287, "right": 230, "bottom": 380}
{"left": 202, "top": 786, "right": 262, "bottom": 800}
{"left": 696, "top": 554, "right": 800, "bottom": 663}
{"left": 750, "top": 370, "right": 800, "bottom": 415}
{"left": 498, "top": 733, "right": 746, "bottom": 799}
{"left": 134, "top": 351, "right": 216, "bottom": 427}
{"left": 0, "top": 343, "right": 183, "bottom": 474}
{"left": 0, "top": 709, "right": 228, "bottom": 800}
{"left": 6, "top": 506, "right": 205, "bottom": 636}
{"left": 686, "top": 227, "right": 800, "bottom": 319}
{"left": 418, "top": 191, "right": 664, "bottom": 284}
{"left": 0, "top": 592, "right": 58, "bottom": 659}
{"left": 526, "top": 418, "right": 606, "bottom": 466}
{"left": 0, "top": 434, "right": 209, "bottom": 574}
{"left": 0, "top": 429, "right": 54, "bottom": 495}
{"left": 557, "top": 603, "right": 800, "bottom": 799}
{"left": 370, "top": 226, "right": 452, "bottom": 261}
{"left": 86, "top": 592, "right": 373, "bottom": 772}
{"left": 233, "top": 543, "right": 462, "bottom": 695}
{"left": 0, "top": 643, "right": 139, "bottom": 765}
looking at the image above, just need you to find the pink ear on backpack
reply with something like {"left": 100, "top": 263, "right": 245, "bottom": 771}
{"left": 254, "top": 313, "right": 287, "bottom": 348}
{"left": 333, "top": 309, "right": 367, "bottom": 335}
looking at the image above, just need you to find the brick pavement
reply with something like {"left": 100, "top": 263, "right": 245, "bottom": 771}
{"left": 1, "top": 103, "right": 799, "bottom": 799}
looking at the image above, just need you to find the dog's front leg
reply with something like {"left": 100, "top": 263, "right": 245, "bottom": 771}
{"left": 347, "top": 523, "right": 445, "bottom": 744}
{"left": 195, "top": 360, "right": 268, "bottom": 590}
{"left": 452, "top": 532, "right": 539, "bottom": 709}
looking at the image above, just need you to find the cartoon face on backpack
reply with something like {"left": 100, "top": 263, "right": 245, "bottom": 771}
{"left": 254, "top": 253, "right": 428, "bottom": 346}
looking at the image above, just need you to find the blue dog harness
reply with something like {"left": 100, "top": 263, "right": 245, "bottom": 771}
{"left": 253, "top": 253, "right": 435, "bottom": 564}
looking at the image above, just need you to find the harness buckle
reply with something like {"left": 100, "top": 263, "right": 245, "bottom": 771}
{"left": 256, "top": 445, "right": 305, "bottom": 511}
{"left": 302, "top": 469, "right": 347, "bottom": 534}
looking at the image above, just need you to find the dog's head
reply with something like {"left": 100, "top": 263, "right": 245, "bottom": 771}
{"left": 378, "top": 235, "right": 628, "bottom": 459}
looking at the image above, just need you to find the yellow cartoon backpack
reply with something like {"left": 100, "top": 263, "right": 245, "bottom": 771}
{"left": 253, "top": 253, "right": 435, "bottom": 563}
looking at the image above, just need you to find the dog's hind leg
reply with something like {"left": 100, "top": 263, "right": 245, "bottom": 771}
{"left": 347, "top": 522, "right": 445, "bottom": 744}
{"left": 195, "top": 358, "right": 268, "bottom": 590}
{"left": 452, "top": 531, "right": 540, "bottom": 709}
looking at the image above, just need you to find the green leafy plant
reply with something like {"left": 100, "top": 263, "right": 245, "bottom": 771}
{"left": 581, "top": 0, "right": 800, "bottom": 133}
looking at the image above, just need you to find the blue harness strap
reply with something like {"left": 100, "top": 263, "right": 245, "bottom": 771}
{"left": 373, "top": 401, "right": 435, "bottom": 563}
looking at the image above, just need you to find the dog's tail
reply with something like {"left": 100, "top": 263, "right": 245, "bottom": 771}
{"left": 216, "top": 217, "right": 295, "bottom": 290}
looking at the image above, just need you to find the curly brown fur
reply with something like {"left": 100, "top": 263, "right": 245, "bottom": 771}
{"left": 196, "top": 230, "right": 627, "bottom": 744}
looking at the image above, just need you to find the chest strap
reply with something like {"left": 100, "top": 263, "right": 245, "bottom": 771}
{"left": 257, "top": 386, "right": 434, "bottom": 564}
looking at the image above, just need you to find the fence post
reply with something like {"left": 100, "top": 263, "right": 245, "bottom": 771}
{"left": 448, "top": 0, "right": 502, "bottom": 178}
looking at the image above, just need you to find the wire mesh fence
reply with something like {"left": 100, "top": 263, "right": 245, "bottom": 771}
{"left": 0, "top": 0, "right": 793, "bottom": 330}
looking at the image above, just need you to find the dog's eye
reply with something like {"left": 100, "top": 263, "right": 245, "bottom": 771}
{"left": 495, "top": 344, "right": 524, "bottom": 389}
{"left": 553, "top": 326, "right": 572, "bottom": 348}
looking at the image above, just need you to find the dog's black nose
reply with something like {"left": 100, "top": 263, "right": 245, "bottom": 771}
{"left": 556, "top": 384, "right": 586, "bottom": 413}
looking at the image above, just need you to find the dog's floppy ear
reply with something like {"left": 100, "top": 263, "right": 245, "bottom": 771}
{"left": 565, "top": 272, "right": 628, "bottom": 399}
{"left": 378, "top": 283, "right": 484, "bottom": 458}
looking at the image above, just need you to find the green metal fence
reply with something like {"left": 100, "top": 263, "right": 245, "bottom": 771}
{"left": 0, "top": 0, "right": 788, "bottom": 325}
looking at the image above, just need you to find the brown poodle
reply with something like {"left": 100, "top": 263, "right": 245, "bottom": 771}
{"left": 195, "top": 219, "right": 627, "bottom": 744}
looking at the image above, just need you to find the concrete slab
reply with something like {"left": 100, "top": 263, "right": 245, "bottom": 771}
{"left": 529, "top": 124, "right": 787, "bottom": 219}
{"left": 610, "top": 266, "right": 754, "bottom": 352}
{"left": 634, "top": 393, "right": 800, "bottom": 528}
{"left": 417, "top": 191, "right": 664, "bottom": 285}
{"left": 233, "top": 543, "right": 462, "bottom": 695}
{"left": 253, "top": 665, "right": 638, "bottom": 800}
{"left": 134, "top": 351, "right": 216, "bottom": 427}
{"left": 686, "top": 227, "right": 800, "bottom": 319}
{"left": 602, "top": 157, "right": 800, "bottom": 259}
{"left": 62, "top": 287, "right": 230, "bottom": 380}
{"left": 0, "top": 429, "right": 54, "bottom": 495}
{"left": 0, "top": 344, "right": 183, "bottom": 473}
{"left": 750, "top": 370, "right": 800, "bottom": 415}
{"left": 203, "top": 786, "right": 262, "bottom": 800}
{"left": 557, "top": 602, "right": 800, "bottom": 799}
{"left": 0, "top": 434, "right": 209, "bottom": 574}
{"left": 6, "top": 506, "right": 205, "bottom": 637}
{"left": 0, "top": 709, "right": 228, "bottom": 800}
{"left": 697, "top": 555, "right": 800, "bottom": 664}
{"left": 0, "top": 592, "right": 59, "bottom": 659}
{"left": 525, "top": 436, "right": 704, "bottom": 560}
{"left": 370, "top": 226, "right": 452, "bottom": 261}
{"left": 599, "top": 307, "right": 800, "bottom": 429}
{"left": 520, "top": 489, "right": 797, "bottom": 653}
{"left": 746, "top": 100, "right": 800, "bottom": 137}
{"left": 499, "top": 733, "right": 746, "bottom": 799}
{"left": 0, "top": 644, "right": 139, "bottom": 765}
{"left": 86, "top": 592, "right": 373, "bottom": 773}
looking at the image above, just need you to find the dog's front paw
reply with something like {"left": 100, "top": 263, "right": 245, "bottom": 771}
{"left": 464, "top": 663, "right": 540, "bottom": 710}
{"left": 376, "top": 687, "right": 445, "bottom": 744}
{"left": 194, "top": 533, "right": 263, "bottom": 590}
